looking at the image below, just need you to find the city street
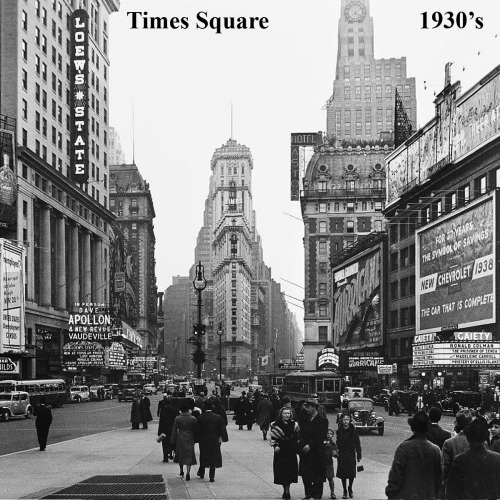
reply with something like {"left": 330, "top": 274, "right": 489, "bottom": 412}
{"left": 0, "top": 390, "right": 460, "bottom": 499}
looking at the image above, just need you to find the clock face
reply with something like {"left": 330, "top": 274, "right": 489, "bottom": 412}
{"left": 345, "top": 1, "right": 366, "bottom": 23}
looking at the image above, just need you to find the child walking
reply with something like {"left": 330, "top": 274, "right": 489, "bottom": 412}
{"left": 324, "top": 428, "right": 338, "bottom": 499}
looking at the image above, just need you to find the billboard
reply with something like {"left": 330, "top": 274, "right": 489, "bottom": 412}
{"left": 0, "top": 240, "right": 25, "bottom": 353}
{"left": 416, "top": 193, "right": 496, "bottom": 334}
{"left": 333, "top": 247, "right": 383, "bottom": 350}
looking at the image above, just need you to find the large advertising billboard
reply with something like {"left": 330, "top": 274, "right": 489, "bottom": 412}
{"left": 416, "top": 193, "right": 496, "bottom": 334}
{"left": 333, "top": 247, "right": 383, "bottom": 350}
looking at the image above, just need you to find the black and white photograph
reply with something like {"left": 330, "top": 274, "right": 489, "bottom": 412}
{"left": 1, "top": 0, "right": 500, "bottom": 498}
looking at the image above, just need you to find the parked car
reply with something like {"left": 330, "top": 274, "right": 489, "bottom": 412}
{"left": 347, "top": 397, "right": 385, "bottom": 435}
{"left": 436, "top": 391, "right": 482, "bottom": 415}
{"left": 384, "top": 390, "right": 418, "bottom": 414}
{"left": 117, "top": 385, "right": 140, "bottom": 402}
{"left": 68, "top": 385, "right": 90, "bottom": 403}
{"left": 0, "top": 391, "right": 33, "bottom": 421}
{"left": 142, "top": 384, "right": 157, "bottom": 395}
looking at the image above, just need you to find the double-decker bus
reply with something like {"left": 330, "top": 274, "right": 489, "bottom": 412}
{"left": 0, "top": 379, "right": 67, "bottom": 407}
{"left": 284, "top": 371, "right": 342, "bottom": 411}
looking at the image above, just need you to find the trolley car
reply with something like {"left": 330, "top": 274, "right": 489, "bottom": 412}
{"left": 285, "top": 371, "right": 342, "bottom": 411}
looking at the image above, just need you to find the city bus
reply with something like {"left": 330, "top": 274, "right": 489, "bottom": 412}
{"left": 0, "top": 379, "right": 67, "bottom": 407}
{"left": 284, "top": 371, "right": 342, "bottom": 411}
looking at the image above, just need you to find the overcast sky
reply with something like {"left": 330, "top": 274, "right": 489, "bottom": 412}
{"left": 108, "top": 0, "right": 500, "bottom": 327}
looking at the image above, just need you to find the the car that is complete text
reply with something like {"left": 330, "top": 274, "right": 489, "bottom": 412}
{"left": 68, "top": 386, "right": 90, "bottom": 403}
{"left": 142, "top": 384, "right": 157, "bottom": 395}
{"left": 117, "top": 385, "right": 140, "bottom": 402}
{"left": 0, "top": 391, "right": 33, "bottom": 421}
{"left": 348, "top": 397, "right": 385, "bottom": 435}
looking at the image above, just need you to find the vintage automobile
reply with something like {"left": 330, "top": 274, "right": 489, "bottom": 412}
{"left": 117, "top": 384, "right": 141, "bottom": 402}
{"left": 373, "top": 389, "right": 391, "bottom": 407}
{"left": 436, "top": 391, "right": 482, "bottom": 415}
{"left": 142, "top": 384, "right": 158, "bottom": 396}
{"left": 0, "top": 391, "right": 33, "bottom": 421}
{"left": 68, "top": 385, "right": 90, "bottom": 403}
{"left": 347, "top": 397, "right": 385, "bottom": 435}
{"left": 384, "top": 390, "right": 419, "bottom": 414}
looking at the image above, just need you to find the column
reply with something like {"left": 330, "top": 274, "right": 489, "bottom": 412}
{"left": 82, "top": 230, "right": 91, "bottom": 302}
{"left": 70, "top": 223, "right": 80, "bottom": 309}
{"left": 94, "top": 237, "right": 103, "bottom": 303}
{"left": 40, "top": 206, "right": 52, "bottom": 306}
{"left": 56, "top": 215, "right": 66, "bottom": 310}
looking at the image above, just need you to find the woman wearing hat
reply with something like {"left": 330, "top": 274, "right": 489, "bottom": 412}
{"left": 489, "top": 417, "right": 500, "bottom": 453}
{"left": 336, "top": 413, "right": 361, "bottom": 499}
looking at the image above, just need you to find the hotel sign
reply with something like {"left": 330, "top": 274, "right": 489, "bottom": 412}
{"left": 70, "top": 9, "right": 89, "bottom": 183}
{"left": 290, "top": 133, "right": 322, "bottom": 201}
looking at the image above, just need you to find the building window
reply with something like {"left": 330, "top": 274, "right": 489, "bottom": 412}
{"left": 390, "top": 338, "right": 399, "bottom": 356}
{"left": 390, "top": 312, "right": 398, "bottom": 330}
{"left": 319, "top": 283, "right": 327, "bottom": 296}
{"left": 390, "top": 252, "right": 398, "bottom": 272}
{"left": 319, "top": 221, "right": 327, "bottom": 233}
{"left": 400, "top": 246, "right": 409, "bottom": 268}
{"left": 346, "top": 220, "right": 354, "bottom": 233}
{"left": 22, "top": 69, "right": 28, "bottom": 90}
{"left": 319, "top": 203, "right": 327, "bottom": 213}
{"left": 390, "top": 281, "right": 398, "bottom": 300}
{"left": 346, "top": 180, "right": 355, "bottom": 191}
{"left": 347, "top": 202, "right": 354, "bottom": 213}
{"left": 318, "top": 326, "right": 328, "bottom": 343}
{"left": 319, "top": 306, "right": 327, "bottom": 317}
{"left": 400, "top": 277, "right": 409, "bottom": 298}
{"left": 319, "top": 262, "right": 327, "bottom": 274}
{"left": 319, "top": 241, "right": 327, "bottom": 254}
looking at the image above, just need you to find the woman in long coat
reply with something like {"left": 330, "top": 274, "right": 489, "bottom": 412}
{"left": 170, "top": 400, "right": 198, "bottom": 480}
{"left": 197, "top": 401, "right": 227, "bottom": 482}
{"left": 270, "top": 407, "right": 300, "bottom": 500}
{"left": 336, "top": 413, "right": 362, "bottom": 499}
{"left": 130, "top": 396, "right": 142, "bottom": 430}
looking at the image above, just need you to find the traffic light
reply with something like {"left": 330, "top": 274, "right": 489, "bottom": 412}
{"left": 193, "top": 324, "right": 206, "bottom": 336}
{"left": 191, "top": 350, "right": 206, "bottom": 364}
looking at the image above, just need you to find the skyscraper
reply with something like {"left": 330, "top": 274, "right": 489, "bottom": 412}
{"left": 326, "top": 0, "right": 416, "bottom": 141}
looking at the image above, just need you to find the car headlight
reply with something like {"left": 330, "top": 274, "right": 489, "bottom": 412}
{"left": 354, "top": 411, "right": 359, "bottom": 418}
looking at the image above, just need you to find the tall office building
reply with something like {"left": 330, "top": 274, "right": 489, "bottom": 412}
{"left": 300, "top": 0, "right": 416, "bottom": 369}
{"left": 326, "top": 0, "right": 416, "bottom": 141}
{"left": 108, "top": 126, "right": 126, "bottom": 165}
{"left": 0, "top": 0, "right": 119, "bottom": 378}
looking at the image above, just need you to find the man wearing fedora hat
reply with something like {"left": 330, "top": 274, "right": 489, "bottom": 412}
{"left": 298, "top": 397, "right": 329, "bottom": 500}
{"left": 386, "top": 411, "right": 442, "bottom": 500}
{"left": 446, "top": 417, "right": 500, "bottom": 499}
{"left": 442, "top": 410, "right": 473, "bottom": 480}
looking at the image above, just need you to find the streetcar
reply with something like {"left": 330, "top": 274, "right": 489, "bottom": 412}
{"left": 284, "top": 371, "right": 342, "bottom": 411}
{"left": 0, "top": 379, "right": 67, "bottom": 407}
{"left": 257, "top": 373, "right": 286, "bottom": 395}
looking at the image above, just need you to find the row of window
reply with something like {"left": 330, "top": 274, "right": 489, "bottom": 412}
{"left": 390, "top": 275, "right": 416, "bottom": 300}
{"left": 390, "top": 245, "right": 416, "bottom": 271}
{"left": 315, "top": 199, "right": 384, "bottom": 213}
{"left": 390, "top": 306, "right": 416, "bottom": 329}
{"left": 343, "top": 62, "right": 405, "bottom": 77}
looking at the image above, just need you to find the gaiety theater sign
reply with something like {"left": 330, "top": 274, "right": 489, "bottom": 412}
{"left": 70, "top": 9, "right": 89, "bottom": 183}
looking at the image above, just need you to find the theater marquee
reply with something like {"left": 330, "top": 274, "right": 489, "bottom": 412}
{"left": 70, "top": 9, "right": 89, "bottom": 184}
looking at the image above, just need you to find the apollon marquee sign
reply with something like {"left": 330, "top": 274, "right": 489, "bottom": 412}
{"left": 70, "top": 9, "right": 89, "bottom": 183}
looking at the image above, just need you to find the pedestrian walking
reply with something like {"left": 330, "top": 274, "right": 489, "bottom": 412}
{"left": 385, "top": 411, "right": 442, "bottom": 500}
{"left": 336, "top": 413, "right": 361, "bottom": 499}
{"left": 212, "top": 397, "right": 228, "bottom": 430}
{"left": 442, "top": 410, "right": 473, "bottom": 480}
{"left": 139, "top": 392, "right": 152, "bottom": 429}
{"left": 446, "top": 416, "right": 500, "bottom": 499}
{"left": 488, "top": 417, "right": 500, "bottom": 453}
{"left": 34, "top": 397, "right": 53, "bottom": 451}
{"left": 170, "top": 400, "right": 198, "bottom": 480}
{"left": 426, "top": 406, "right": 452, "bottom": 449}
{"left": 157, "top": 395, "right": 179, "bottom": 462}
{"left": 324, "top": 428, "right": 339, "bottom": 499}
{"left": 388, "top": 391, "right": 400, "bottom": 416}
{"left": 299, "top": 397, "right": 329, "bottom": 500}
{"left": 270, "top": 407, "right": 300, "bottom": 500}
{"left": 234, "top": 391, "right": 251, "bottom": 430}
{"left": 130, "top": 395, "right": 141, "bottom": 429}
{"left": 196, "top": 400, "right": 227, "bottom": 482}
{"left": 256, "top": 393, "right": 274, "bottom": 440}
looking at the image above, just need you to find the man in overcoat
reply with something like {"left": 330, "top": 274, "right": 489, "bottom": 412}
{"left": 442, "top": 410, "right": 473, "bottom": 480}
{"left": 157, "top": 394, "right": 179, "bottom": 461}
{"left": 298, "top": 397, "right": 329, "bottom": 500}
{"left": 139, "top": 391, "right": 153, "bottom": 429}
{"left": 386, "top": 411, "right": 442, "bottom": 500}
{"left": 426, "top": 406, "right": 452, "bottom": 449}
{"left": 34, "top": 397, "right": 53, "bottom": 451}
{"left": 255, "top": 393, "right": 274, "bottom": 440}
{"left": 196, "top": 401, "right": 226, "bottom": 482}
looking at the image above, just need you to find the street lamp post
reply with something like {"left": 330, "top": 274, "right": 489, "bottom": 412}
{"left": 192, "top": 261, "right": 207, "bottom": 379}
{"left": 217, "top": 323, "right": 224, "bottom": 381}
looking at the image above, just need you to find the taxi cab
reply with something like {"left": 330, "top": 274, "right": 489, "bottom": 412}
{"left": 0, "top": 391, "right": 33, "bottom": 421}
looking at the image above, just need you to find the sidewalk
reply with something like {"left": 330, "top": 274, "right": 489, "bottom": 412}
{"left": 0, "top": 420, "right": 389, "bottom": 500}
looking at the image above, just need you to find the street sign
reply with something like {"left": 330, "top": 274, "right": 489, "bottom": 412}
{"left": 377, "top": 365, "right": 393, "bottom": 374}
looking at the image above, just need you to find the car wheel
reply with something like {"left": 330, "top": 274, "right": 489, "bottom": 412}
{"left": 2, "top": 410, "right": 10, "bottom": 422}
{"left": 25, "top": 409, "right": 32, "bottom": 419}
{"left": 378, "top": 425, "right": 384, "bottom": 436}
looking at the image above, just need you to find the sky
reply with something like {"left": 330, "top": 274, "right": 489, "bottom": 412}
{"left": 108, "top": 0, "right": 500, "bottom": 328}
